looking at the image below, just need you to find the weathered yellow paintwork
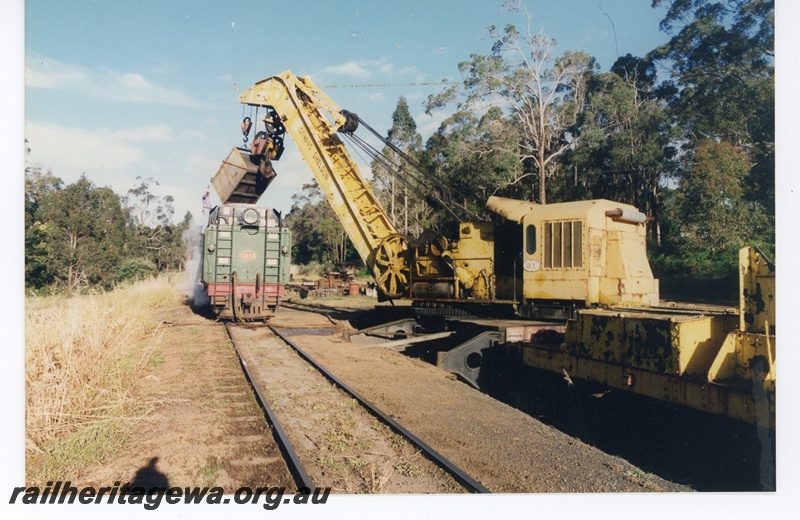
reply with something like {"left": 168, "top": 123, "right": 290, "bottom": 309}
{"left": 708, "top": 247, "right": 775, "bottom": 392}
{"left": 487, "top": 196, "right": 659, "bottom": 307}
{"left": 563, "top": 308, "right": 738, "bottom": 376}
{"left": 235, "top": 71, "right": 775, "bottom": 425}
{"left": 515, "top": 247, "right": 775, "bottom": 425}
{"left": 239, "top": 71, "right": 406, "bottom": 296}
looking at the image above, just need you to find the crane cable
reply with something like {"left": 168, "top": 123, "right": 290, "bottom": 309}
{"left": 341, "top": 131, "right": 465, "bottom": 225}
{"left": 340, "top": 112, "right": 482, "bottom": 222}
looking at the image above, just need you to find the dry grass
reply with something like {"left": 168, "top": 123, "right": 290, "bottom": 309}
{"left": 25, "top": 276, "right": 183, "bottom": 480}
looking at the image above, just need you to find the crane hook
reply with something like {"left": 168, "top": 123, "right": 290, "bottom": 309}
{"left": 241, "top": 117, "right": 253, "bottom": 143}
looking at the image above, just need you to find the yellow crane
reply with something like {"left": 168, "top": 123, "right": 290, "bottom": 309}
{"left": 212, "top": 70, "right": 774, "bottom": 431}
{"left": 237, "top": 71, "right": 410, "bottom": 298}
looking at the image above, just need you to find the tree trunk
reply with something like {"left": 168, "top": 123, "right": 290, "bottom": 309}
{"left": 538, "top": 157, "right": 547, "bottom": 204}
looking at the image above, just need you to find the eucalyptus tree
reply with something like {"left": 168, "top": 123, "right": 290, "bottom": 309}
{"left": 560, "top": 54, "right": 672, "bottom": 237}
{"left": 24, "top": 163, "right": 62, "bottom": 289}
{"left": 369, "top": 97, "right": 427, "bottom": 235}
{"left": 285, "top": 182, "right": 357, "bottom": 267}
{"left": 37, "top": 176, "right": 128, "bottom": 296}
{"left": 674, "top": 140, "right": 767, "bottom": 256}
{"left": 426, "top": 0, "right": 597, "bottom": 204}
{"left": 650, "top": 0, "right": 774, "bottom": 214}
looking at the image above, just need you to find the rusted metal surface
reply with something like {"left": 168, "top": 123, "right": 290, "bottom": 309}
{"left": 521, "top": 342, "right": 774, "bottom": 426}
{"left": 739, "top": 247, "right": 775, "bottom": 334}
{"left": 564, "top": 309, "right": 738, "bottom": 376}
{"left": 515, "top": 247, "right": 776, "bottom": 427}
{"left": 212, "top": 147, "right": 276, "bottom": 204}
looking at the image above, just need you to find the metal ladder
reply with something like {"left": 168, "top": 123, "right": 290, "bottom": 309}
{"left": 215, "top": 224, "right": 234, "bottom": 288}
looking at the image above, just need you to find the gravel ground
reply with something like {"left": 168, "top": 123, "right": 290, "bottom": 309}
{"left": 74, "top": 296, "right": 689, "bottom": 494}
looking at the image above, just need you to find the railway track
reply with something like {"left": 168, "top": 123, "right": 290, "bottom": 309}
{"left": 224, "top": 321, "right": 490, "bottom": 494}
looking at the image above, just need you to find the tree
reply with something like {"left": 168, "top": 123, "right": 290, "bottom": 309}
{"left": 426, "top": 0, "right": 597, "bottom": 204}
{"left": 121, "top": 177, "right": 185, "bottom": 270}
{"left": 422, "top": 107, "right": 525, "bottom": 230}
{"left": 650, "top": 0, "right": 774, "bottom": 215}
{"left": 38, "top": 176, "right": 128, "bottom": 297}
{"left": 24, "top": 161, "right": 62, "bottom": 289}
{"left": 559, "top": 55, "right": 672, "bottom": 238}
{"left": 285, "top": 182, "right": 357, "bottom": 267}
{"left": 673, "top": 140, "right": 767, "bottom": 256}
{"left": 370, "top": 97, "right": 427, "bottom": 235}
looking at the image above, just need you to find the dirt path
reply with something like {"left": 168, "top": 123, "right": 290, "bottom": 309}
{"left": 77, "top": 303, "right": 293, "bottom": 492}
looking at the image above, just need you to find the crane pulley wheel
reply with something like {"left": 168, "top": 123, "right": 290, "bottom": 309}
{"left": 372, "top": 234, "right": 410, "bottom": 298}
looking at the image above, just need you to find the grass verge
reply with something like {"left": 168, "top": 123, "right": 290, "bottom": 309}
{"left": 25, "top": 276, "right": 183, "bottom": 483}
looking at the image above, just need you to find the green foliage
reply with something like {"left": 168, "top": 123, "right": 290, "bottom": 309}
{"left": 37, "top": 175, "right": 128, "bottom": 296}
{"left": 122, "top": 177, "right": 189, "bottom": 271}
{"left": 117, "top": 258, "right": 158, "bottom": 282}
{"left": 25, "top": 165, "right": 63, "bottom": 289}
{"left": 434, "top": 1, "right": 599, "bottom": 204}
{"left": 24, "top": 1, "right": 775, "bottom": 288}
{"left": 285, "top": 182, "right": 359, "bottom": 266}
{"left": 24, "top": 159, "right": 188, "bottom": 294}
{"left": 420, "top": 107, "right": 526, "bottom": 238}
{"left": 557, "top": 61, "right": 671, "bottom": 224}
{"left": 650, "top": 243, "right": 739, "bottom": 278}
{"left": 672, "top": 140, "right": 769, "bottom": 255}
{"left": 650, "top": 0, "right": 774, "bottom": 213}
{"left": 370, "top": 97, "right": 431, "bottom": 236}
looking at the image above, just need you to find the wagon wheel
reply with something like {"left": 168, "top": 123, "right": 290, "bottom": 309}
{"left": 372, "top": 234, "right": 411, "bottom": 298}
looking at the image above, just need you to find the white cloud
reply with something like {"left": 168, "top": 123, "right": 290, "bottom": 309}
{"left": 416, "top": 108, "right": 450, "bottom": 139}
{"left": 316, "top": 58, "right": 421, "bottom": 83}
{"left": 23, "top": 121, "right": 180, "bottom": 195}
{"left": 270, "top": 147, "right": 314, "bottom": 190}
{"left": 26, "top": 121, "right": 145, "bottom": 180}
{"left": 25, "top": 57, "right": 88, "bottom": 89}
{"left": 25, "top": 54, "right": 203, "bottom": 107}
{"left": 24, "top": 120, "right": 225, "bottom": 223}
{"left": 320, "top": 60, "right": 376, "bottom": 79}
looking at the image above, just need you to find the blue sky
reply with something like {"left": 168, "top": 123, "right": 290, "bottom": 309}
{"left": 23, "top": 0, "right": 673, "bottom": 223}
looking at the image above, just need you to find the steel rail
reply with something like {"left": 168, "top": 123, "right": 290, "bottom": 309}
{"left": 224, "top": 323, "right": 314, "bottom": 491}
{"left": 268, "top": 325, "right": 491, "bottom": 493}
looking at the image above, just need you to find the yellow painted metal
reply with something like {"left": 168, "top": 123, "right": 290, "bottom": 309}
{"left": 448, "top": 222, "right": 496, "bottom": 300}
{"left": 486, "top": 196, "right": 659, "bottom": 307}
{"left": 238, "top": 71, "right": 406, "bottom": 296}
{"left": 485, "top": 197, "right": 540, "bottom": 223}
{"left": 707, "top": 247, "right": 775, "bottom": 392}
{"left": 739, "top": 246, "right": 775, "bottom": 334}
{"left": 563, "top": 308, "right": 738, "bottom": 376}
{"left": 521, "top": 345, "right": 772, "bottom": 425}
{"left": 517, "top": 246, "right": 776, "bottom": 426}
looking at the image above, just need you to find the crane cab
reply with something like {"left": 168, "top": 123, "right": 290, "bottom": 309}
{"left": 487, "top": 196, "right": 659, "bottom": 318}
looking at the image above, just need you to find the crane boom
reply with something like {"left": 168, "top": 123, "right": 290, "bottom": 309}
{"left": 238, "top": 70, "right": 410, "bottom": 297}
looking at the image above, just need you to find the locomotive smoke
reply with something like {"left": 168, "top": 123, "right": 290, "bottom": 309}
{"left": 182, "top": 217, "right": 209, "bottom": 308}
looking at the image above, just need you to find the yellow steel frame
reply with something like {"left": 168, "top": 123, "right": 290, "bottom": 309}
{"left": 238, "top": 71, "right": 408, "bottom": 297}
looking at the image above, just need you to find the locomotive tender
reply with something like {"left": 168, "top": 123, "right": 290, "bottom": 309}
{"left": 202, "top": 203, "right": 291, "bottom": 320}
